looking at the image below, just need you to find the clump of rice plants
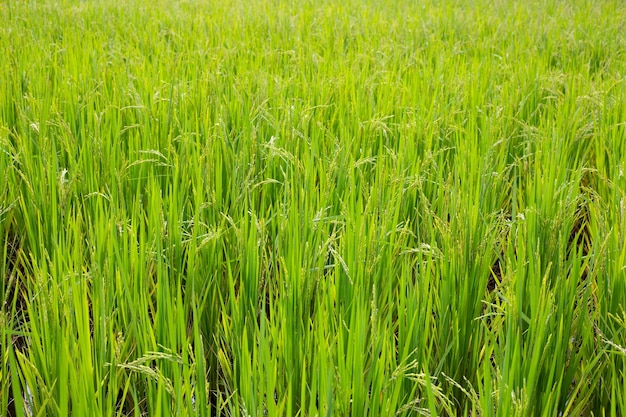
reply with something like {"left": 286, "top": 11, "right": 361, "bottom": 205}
{"left": 1, "top": 0, "right": 625, "bottom": 415}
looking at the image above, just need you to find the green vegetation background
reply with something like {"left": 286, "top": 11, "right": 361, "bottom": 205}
{"left": 1, "top": 0, "right": 625, "bottom": 415}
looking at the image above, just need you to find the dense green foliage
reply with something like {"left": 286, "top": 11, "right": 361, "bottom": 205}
{"left": 1, "top": 0, "right": 625, "bottom": 415}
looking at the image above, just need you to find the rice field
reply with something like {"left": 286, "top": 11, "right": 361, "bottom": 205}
{"left": 1, "top": 0, "right": 625, "bottom": 415}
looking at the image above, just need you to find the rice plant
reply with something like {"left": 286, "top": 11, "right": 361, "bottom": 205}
{"left": 1, "top": 0, "right": 625, "bottom": 415}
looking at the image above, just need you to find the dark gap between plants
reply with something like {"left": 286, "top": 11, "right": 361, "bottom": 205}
{"left": 2, "top": 226, "right": 29, "bottom": 417}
